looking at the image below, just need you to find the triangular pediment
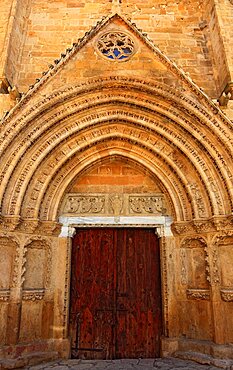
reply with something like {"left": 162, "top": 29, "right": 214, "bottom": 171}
{"left": 2, "top": 13, "right": 225, "bottom": 121}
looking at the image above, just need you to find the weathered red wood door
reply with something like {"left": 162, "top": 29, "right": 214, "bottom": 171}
{"left": 69, "top": 228, "right": 162, "bottom": 359}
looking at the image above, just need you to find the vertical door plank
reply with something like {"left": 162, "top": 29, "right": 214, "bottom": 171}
{"left": 116, "top": 228, "right": 162, "bottom": 358}
{"left": 70, "top": 228, "right": 116, "bottom": 359}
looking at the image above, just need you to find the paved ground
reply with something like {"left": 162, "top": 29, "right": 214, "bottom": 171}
{"left": 25, "top": 358, "right": 221, "bottom": 370}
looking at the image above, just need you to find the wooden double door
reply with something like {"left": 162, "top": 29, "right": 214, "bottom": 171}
{"left": 70, "top": 228, "right": 162, "bottom": 359}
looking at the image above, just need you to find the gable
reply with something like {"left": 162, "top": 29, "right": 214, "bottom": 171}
{"left": 5, "top": 13, "right": 217, "bottom": 115}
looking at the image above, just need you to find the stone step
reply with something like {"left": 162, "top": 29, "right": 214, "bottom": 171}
{"left": 174, "top": 351, "right": 233, "bottom": 369}
{"left": 0, "top": 351, "right": 59, "bottom": 369}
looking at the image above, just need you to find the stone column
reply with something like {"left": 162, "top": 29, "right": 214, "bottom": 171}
{"left": 53, "top": 227, "right": 76, "bottom": 342}
{"left": 5, "top": 238, "right": 25, "bottom": 345}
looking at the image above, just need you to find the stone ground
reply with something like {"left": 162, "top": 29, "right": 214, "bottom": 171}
{"left": 24, "top": 358, "right": 221, "bottom": 370}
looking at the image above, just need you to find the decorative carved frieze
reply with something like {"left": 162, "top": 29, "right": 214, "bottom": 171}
{"left": 220, "top": 289, "right": 233, "bottom": 302}
{"left": 64, "top": 195, "right": 105, "bottom": 214}
{"left": 186, "top": 289, "right": 210, "bottom": 301}
{"left": 0, "top": 290, "right": 10, "bottom": 302}
{"left": 2, "top": 216, "right": 21, "bottom": 231}
{"left": 62, "top": 193, "right": 166, "bottom": 217}
{"left": 172, "top": 216, "right": 233, "bottom": 236}
{"left": 22, "top": 289, "right": 45, "bottom": 301}
{"left": 189, "top": 183, "right": 207, "bottom": 218}
{"left": 180, "top": 249, "right": 188, "bottom": 285}
{"left": 129, "top": 195, "right": 165, "bottom": 214}
{"left": 211, "top": 247, "right": 220, "bottom": 285}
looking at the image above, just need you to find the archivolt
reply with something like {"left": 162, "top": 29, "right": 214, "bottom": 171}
{"left": 0, "top": 77, "right": 232, "bottom": 224}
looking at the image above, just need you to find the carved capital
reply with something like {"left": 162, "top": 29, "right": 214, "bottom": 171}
{"left": 172, "top": 216, "right": 232, "bottom": 236}
{"left": 2, "top": 215, "right": 21, "bottom": 231}
{"left": 19, "top": 219, "right": 40, "bottom": 233}
{"left": 220, "top": 289, "right": 233, "bottom": 302}
{"left": 22, "top": 289, "right": 45, "bottom": 301}
{"left": 0, "top": 289, "right": 10, "bottom": 302}
{"left": 186, "top": 289, "right": 210, "bottom": 301}
{"left": 39, "top": 221, "right": 61, "bottom": 236}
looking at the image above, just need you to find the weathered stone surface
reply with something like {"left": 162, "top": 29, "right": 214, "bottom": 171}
{"left": 24, "top": 358, "right": 221, "bottom": 370}
{"left": 0, "top": 0, "right": 233, "bottom": 366}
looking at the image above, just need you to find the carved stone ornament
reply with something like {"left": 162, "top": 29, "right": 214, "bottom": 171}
{"left": 172, "top": 216, "right": 233, "bottom": 236}
{"left": 0, "top": 289, "right": 10, "bottom": 302}
{"left": 109, "top": 194, "right": 123, "bottom": 216}
{"left": 220, "top": 289, "right": 233, "bottom": 302}
{"left": 129, "top": 196, "right": 165, "bottom": 215}
{"left": 64, "top": 195, "right": 105, "bottom": 214}
{"left": 97, "top": 31, "right": 135, "bottom": 61}
{"left": 22, "top": 289, "right": 45, "bottom": 301}
{"left": 186, "top": 289, "right": 210, "bottom": 301}
{"left": 189, "top": 183, "right": 207, "bottom": 218}
{"left": 62, "top": 193, "right": 166, "bottom": 217}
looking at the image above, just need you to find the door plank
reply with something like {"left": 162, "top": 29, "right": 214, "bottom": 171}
{"left": 70, "top": 229, "right": 115, "bottom": 359}
{"left": 116, "top": 229, "right": 161, "bottom": 358}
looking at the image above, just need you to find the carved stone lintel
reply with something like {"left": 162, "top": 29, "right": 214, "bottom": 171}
{"left": 0, "top": 290, "right": 10, "bottom": 302}
{"left": 220, "top": 289, "right": 233, "bottom": 302}
{"left": 62, "top": 193, "right": 166, "bottom": 217}
{"left": 186, "top": 289, "right": 210, "bottom": 301}
{"left": 22, "top": 289, "right": 45, "bottom": 301}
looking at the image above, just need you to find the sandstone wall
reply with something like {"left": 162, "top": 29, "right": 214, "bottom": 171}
{"left": 2, "top": 0, "right": 220, "bottom": 97}
{"left": 0, "top": 0, "right": 15, "bottom": 78}
{"left": 0, "top": 0, "right": 233, "bottom": 366}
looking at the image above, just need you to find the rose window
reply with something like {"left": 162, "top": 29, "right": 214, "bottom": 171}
{"left": 97, "top": 32, "right": 135, "bottom": 61}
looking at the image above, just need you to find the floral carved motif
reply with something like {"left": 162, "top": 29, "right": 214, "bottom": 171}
{"left": 62, "top": 193, "right": 166, "bottom": 216}
{"left": 186, "top": 289, "right": 210, "bottom": 300}
{"left": 64, "top": 196, "right": 105, "bottom": 214}
{"left": 129, "top": 196, "right": 165, "bottom": 215}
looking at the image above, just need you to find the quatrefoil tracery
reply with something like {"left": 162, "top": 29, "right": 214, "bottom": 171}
{"left": 97, "top": 32, "right": 135, "bottom": 61}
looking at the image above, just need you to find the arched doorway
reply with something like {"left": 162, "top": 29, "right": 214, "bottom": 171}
{"left": 62, "top": 159, "right": 168, "bottom": 359}
{"left": 69, "top": 227, "right": 162, "bottom": 359}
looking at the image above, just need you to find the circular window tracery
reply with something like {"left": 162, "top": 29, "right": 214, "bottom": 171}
{"left": 97, "top": 32, "right": 135, "bottom": 61}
